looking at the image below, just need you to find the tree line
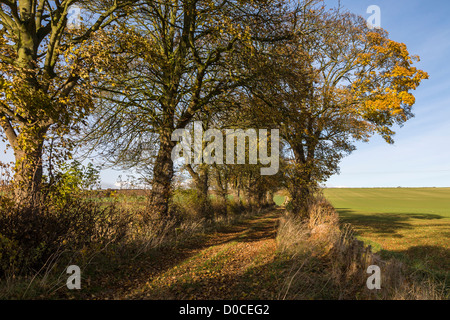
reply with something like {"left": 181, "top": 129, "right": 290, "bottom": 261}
{"left": 0, "top": 0, "right": 428, "bottom": 219}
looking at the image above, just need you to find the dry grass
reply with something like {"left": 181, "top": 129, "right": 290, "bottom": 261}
{"left": 0, "top": 189, "right": 258, "bottom": 299}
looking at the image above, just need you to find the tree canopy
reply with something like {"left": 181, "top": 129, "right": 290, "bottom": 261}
{"left": 0, "top": 0, "right": 428, "bottom": 219}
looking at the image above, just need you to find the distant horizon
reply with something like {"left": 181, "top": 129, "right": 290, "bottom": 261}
{"left": 323, "top": 186, "right": 450, "bottom": 189}
{"left": 92, "top": 185, "right": 450, "bottom": 191}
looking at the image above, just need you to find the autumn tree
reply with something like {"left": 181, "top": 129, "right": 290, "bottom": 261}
{"left": 184, "top": 115, "right": 214, "bottom": 220}
{"left": 0, "top": 0, "right": 137, "bottom": 206}
{"left": 84, "top": 0, "right": 296, "bottom": 218}
{"left": 246, "top": 8, "right": 428, "bottom": 217}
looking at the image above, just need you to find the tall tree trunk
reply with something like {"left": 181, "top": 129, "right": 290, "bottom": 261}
{"left": 245, "top": 185, "right": 255, "bottom": 211}
{"left": 11, "top": 126, "right": 46, "bottom": 208}
{"left": 287, "top": 144, "right": 316, "bottom": 219}
{"left": 199, "top": 168, "right": 211, "bottom": 220}
{"left": 266, "top": 190, "right": 275, "bottom": 206}
{"left": 289, "top": 168, "right": 314, "bottom": 219}
{"left": 148, "top": 130, "right": 175, "bottom": 219}
{"left": 215, "top": 177, "right": 227, "bottom": 204}
{"left": 214, "top": 166, "right": 228, "bottom": 216}
{"left": 187, "top": 164, "right": 211, "bottom": 220}
{"left": 14, "top": 148, "right": 44, "bottom": 207}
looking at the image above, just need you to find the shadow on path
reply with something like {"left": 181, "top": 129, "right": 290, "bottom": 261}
{"left": 125, "top": 209, "right": 282, "bottom": 299}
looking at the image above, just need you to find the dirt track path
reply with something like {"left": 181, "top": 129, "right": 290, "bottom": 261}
{"left": 117, "top": 209, "right": 282, "bottom": 300}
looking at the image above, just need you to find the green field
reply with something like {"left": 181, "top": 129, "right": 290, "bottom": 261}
{"left": 324, "top": 188, "right": 450, "bottom": 280}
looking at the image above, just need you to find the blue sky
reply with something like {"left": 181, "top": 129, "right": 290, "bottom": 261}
{"left": 1, "top": 0, "right": 449, "bottom": 188}
{"left": 324, "top": 0, "right": 450, "bottom": 187}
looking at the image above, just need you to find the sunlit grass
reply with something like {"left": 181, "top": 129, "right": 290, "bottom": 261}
{"left": 324, "top": 188, "right": 450, "bottom": 281}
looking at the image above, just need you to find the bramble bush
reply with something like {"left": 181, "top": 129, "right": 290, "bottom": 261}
{"left": 0, "top": 197, "right": 131, "bottom": 277}
{"left": 0, "top": 161, "right": 129, "bottom": 277}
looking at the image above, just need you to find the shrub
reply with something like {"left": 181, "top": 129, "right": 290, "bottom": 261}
{"left": 44, "top": 161, "right": 101, "bottom": 208}
{"left": 169, "top": 188, "right": 252, "bottom": 224}
{"left": 169, "top": 188, "right": 204, "bottom": 221}
{"left": 0, "top": 197, "right": 130, "bottom": 277}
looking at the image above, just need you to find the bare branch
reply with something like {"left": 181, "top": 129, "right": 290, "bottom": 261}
{"left": 0, "top": 112, "right": 18, "bottom": 149}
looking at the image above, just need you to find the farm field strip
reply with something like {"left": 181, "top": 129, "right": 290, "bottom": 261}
{"left": 323, "top": 188, "right": 449, "bottom": 276}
